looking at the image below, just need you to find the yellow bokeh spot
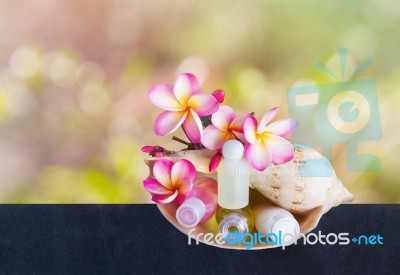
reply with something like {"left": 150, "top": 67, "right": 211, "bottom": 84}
{"left": 0, "top": 90, "right": 9, "bottom": 119}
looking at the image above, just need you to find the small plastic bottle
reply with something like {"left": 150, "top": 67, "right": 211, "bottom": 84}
{"left": 215, "top": 140, "right": 254, "bottom": 236}
{"left": 254, "top": 204, "right": 300, "bottom": 241}
{"left": 176, "top": 178, "right": 217, "bottom": 228}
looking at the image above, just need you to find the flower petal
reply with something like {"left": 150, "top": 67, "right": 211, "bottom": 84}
{"left": 233, "top": 132, "right": 246, "bottom": 143}
{"left": 266, "top": 135, "right": 295, "bottom": 164}
{"left": 173, "top": 73, "right": 200, "bottom": 105}
{"left": 210, "top": 106, "right": 235, "bottom": 131}
{"left": 201, "top": 125, "right": 231, "bottom": 150}
{"left": 141, "top": 146, "right": 155, "bottom": 153}
{"left": 188, "top": 94, "right": 219, "bottom": 116}
{"left": 171, "top": 159, "right": 196, "bottom": 184}
{"left": 182, "top": 109, "right": 203, "bottom": 143}
{"left": 264, "top": 119, "right": 299, "bottom": 137}
{"left": 154, "top": 110, "right": 187, "bottom": 136}
{"left": 257, "top": 107, "right": 280, "bottom": 134}
{"left": 212, "top": 89, "right": 225, "bottom": 103}
{"left": 143, "top": 178, "right": 173, "bottom": 195}
{"left": 209, "top": 152, "right": 222, "bottom": 172}
{"left": 153, "top": 160, "right": 174, "bottom": 189}
{"left": 243, "top": 116, "right": 259, "bottom": 144}
{"left": 175, "top": 177, "right": 193, "bottom": 205}
{"left": 193, "top": 177, "right": 218, "bottom": 193}
{"left": 230, "top": 113, "right": 252, "bottom": 133}
{"left": 152, "top": 190, "right": 178, "bottom": 204}
{"left": 149, "top": 84, "right": 183, "bottom": 111}
{"left": 244, "top": 143, "right": 272, "bottom": 171}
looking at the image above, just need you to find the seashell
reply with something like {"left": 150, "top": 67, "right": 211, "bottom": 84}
{"left": 143, "top": 143, "right": 353, "bottom": 249}
{"left": 145, "top": 144, "right": 353, "bottom": 214}
{"left": 249, "top": 143, "right": 353, "bottom": 214}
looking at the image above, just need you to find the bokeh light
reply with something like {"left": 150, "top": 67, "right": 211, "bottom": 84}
{"left": 0, "top": 0, "right": 399, "bottom": 203}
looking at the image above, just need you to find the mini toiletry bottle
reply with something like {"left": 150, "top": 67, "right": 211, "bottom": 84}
{"left": 215, "top": 140, "right": 254, "bottom": 236}
{"left": 254, "top": 204, "right": 300, "bottom": 243}
{"left": 176, "top": 178, "right": 217, "bottom": 228}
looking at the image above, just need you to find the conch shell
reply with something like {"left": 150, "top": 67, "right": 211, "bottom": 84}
{"left": 249, "top": 143, "right": 353, "bottom": 214}
{"left": 145, "top": 144, "right": 353, "bottom": 216}
{"left": 144, "top": 143, "right": 353, "bottom": 249}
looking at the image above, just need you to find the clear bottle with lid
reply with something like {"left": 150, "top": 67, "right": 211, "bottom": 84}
{"left": 215, "top": 140, "right": 254, "bottom": 236}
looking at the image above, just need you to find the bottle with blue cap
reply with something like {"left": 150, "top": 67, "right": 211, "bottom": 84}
{"left": 216, "top": 140, "right": 254, "bottom": 237}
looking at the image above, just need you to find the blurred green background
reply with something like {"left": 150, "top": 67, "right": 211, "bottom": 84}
{"left": 0, "top": 0, "right": 399, "bottom": 203}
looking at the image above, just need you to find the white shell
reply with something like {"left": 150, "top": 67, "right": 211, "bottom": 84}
{"left": 249, "top": 143, "right": 353, "bottom": 214}
{"left": 144, "top": 144, "right": 353, "bottom": 215}
{"left": 144, "top": 143, "right": 353, "bottom": 248}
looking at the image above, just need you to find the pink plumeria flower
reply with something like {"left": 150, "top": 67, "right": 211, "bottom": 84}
{"left": 141, "top": 145, "right": 157, "bottom": 153}
{"left": 208, "top": 151, "right": 222, "bottom": 172}
{"left": 212, "top": 89, "right": 225, "bottom": 103}
{"left": 243, "top": 107, "right": 299, "bottom": 171}
{"left": 141, "top": 145, "right": 171, "bottom": 157}
{"left": 143, "top": 159, "right": 195, "bottom": 204}
{"left": 201, "top": 106, "right": 252, "bottom": 150}
{"left": 141, "top": 145, "right": 166, "bottom": 154}
{"left": 149, "top": 73, "right": 219, "bottom": 143}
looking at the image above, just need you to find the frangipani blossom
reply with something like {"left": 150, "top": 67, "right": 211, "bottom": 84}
{"left": 201, "top": 106, "right": 252, "bottom": 150}
{"left": 244, "top": 107, "right": 299, "bottom": 171}
{"left": 149, "top": 73, "right": 219, "bottom": 143}
{"left": 208, "top": 151, "right": 222, "bottom": 172}
{"left": 212, "top": 89, "right": 225, "bottom": 103}
{"left": 143, "top": 159, "right": 195, "bottom": 204}
{"left": 141, "top": 145, "right": 171, "bottom": 157}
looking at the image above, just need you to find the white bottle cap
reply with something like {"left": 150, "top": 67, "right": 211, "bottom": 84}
{"left": 268, "top": 214, "right": 300, "bottom": 237}
{"left": 176, "top": 198, "right": 206, "bottom": 228}
{"left": 254, "top": 205, "right": 300, "bottom": 244}
{"left": 222, "top": 140, "right": 244, "bottom": 160}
